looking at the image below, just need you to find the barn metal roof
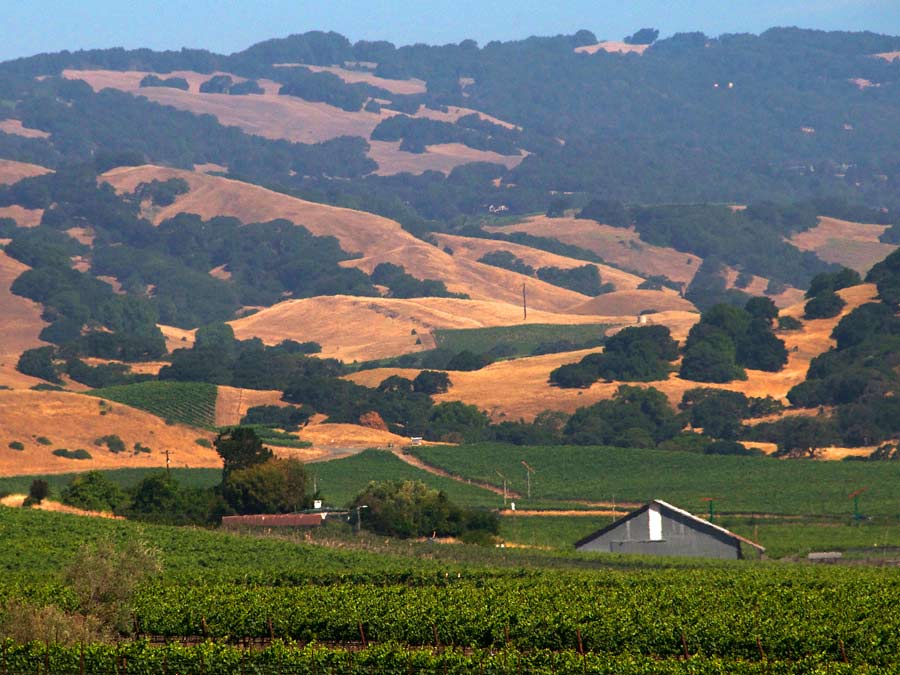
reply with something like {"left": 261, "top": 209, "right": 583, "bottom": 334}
{"left": 574, "top": 499, "right": 766, "bottom": 551}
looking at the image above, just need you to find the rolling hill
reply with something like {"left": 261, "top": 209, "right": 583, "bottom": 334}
{"left": 64, "top": 69, "right": 524, "bottom": 176}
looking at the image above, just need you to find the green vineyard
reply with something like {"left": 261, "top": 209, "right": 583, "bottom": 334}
{"left": 89, "top": 382, "right": 218, "bottom": 429}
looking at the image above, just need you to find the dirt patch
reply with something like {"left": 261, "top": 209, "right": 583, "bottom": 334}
{"left": 874, "top": 51, "right": 900, "bottom": 62}
{"left": 0, "top": 390, "right": 219, "bottom": 476}
{"left": 214, "top": 386, "right": 285, "bottom": 427}
{"left": 490, "top": 216, "right": 701, "bottom": 285}
{"left": 791, "top": 217, "right": 894, "bottom": 274}
{"left": 229, "top": 295, "right": 612, "bottom": 362}
{"left": 0, "top": 159, "right": 51, "bottom": 185}
{"left": 1, "top": 495, "right": 123, "bottom": 519}
{"left": 575, "top": 41, "right": 648, "bottom": 55}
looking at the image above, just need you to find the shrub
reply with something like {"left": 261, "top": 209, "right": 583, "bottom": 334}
{"left": 8, "top": 441, "right": 24, "bottom": 451}
{"left": 133, "top": 442, "right": 151, "bottom": 454}
{"left": 93, "top": 434, "right": 126, "bottom": 453}
{"left": 778, "top": 315, "right": 803, "bottom": 330}
{"left": 61, "top": 471, "right": 126, "bottom": 512}
{"left": 195, "top": 438, "right": 212, "bottom": 447}
{"left": 52, "top": 448, "right": 92, "bottom": 460}
{"left": 804, "top": 291, "right": 845, "bottom": 319}
{"left": 28, "top": 479, "right": 49, "bottom": 504}
{"left": 35, "top": 436, "right": 52, "bottom": 445}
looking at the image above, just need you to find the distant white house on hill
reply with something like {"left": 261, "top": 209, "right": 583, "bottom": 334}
{"left": 574, "top": 499, "right": 765, "bottom": 560}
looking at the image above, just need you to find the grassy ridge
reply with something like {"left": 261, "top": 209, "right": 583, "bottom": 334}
{"left": 89, "top": 381, "right": 218, "bottom": 429}
{"left": 411, "top": 443, "right": 900, "bottom": 516}
{"left": 433, "top": 323, "right": 607, "bottom": 358}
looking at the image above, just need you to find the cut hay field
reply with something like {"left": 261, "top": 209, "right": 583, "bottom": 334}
{"left": 790, "top": 216, "right": 895, "bottom": 274}
{"left": 64, "top": 69, "right": 522, "bottom": 175}
{"left": 228, "top": 296, "right": 609, "bottom": 362}
{"left": 0, "top": 390, "right": 218, "bottom": 476}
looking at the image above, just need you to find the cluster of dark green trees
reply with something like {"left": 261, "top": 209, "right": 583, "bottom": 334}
{"left": 551, "top": 298, "right": 788, "bottom": 389}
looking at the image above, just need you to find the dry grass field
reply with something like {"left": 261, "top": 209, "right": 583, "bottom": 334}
{"left": 790, "top": 216, "right": 895, "bottom": 274}
{"left": 300, "top": 64, "right": 427, "bottom": 94}
{"left": 575, "top": 41, "right": 649, "bottom": 55}
{"left": 568, "top": 290, "right": 698, "bottom": 316}
{"left": 64, "top": 69, "right": 521, "bottom": 175}
{"left": 368, "top": 141, "right": 524, "bottom": 175}
{"left": 214, "top": 386, "right": 285, "bottom": 427}
{"left": 433, "top": 233, "right": 647, "bottom": 291}
{"left": 103, "top": 166, "right": 589, "bottom": 310}
{"left": 0, "top": 159, "right": 51, "bottom": 184}
{"left": 489, "top": 216, "right": 702, "bottom": 285}
{"left": 0, "top": 205, "right": 43, "bottom": 227}
{"left": 875, "top": 51, "right": 900, "bottom": 61}
{"left": 228, "top": 295, "right": 608, "bottom": 362}
{"left": 347, "top": 285, "right": 876, "bottom": 421}
{"left": 0, "top": 251, "right": 48, "bottom": 388}
{"left": 0, "top": 390, "right": 218, "bottom": 476}
{"left": 0, "top": 119, "right": 50, "bottom": 139}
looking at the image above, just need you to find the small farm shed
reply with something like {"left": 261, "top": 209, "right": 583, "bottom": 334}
{"left": 221, "top": 513, "right": 327, "bottom": 529}
{"left": 574, "top": 499, "right": 764, "bottom": 560}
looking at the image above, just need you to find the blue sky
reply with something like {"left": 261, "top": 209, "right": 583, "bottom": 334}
{"left": 4, "top": 1, "right": 899, "bottom": 62}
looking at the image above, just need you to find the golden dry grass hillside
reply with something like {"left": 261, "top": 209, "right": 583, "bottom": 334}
{"left": 575, "top": 42, "right": 649, "bottom": 55}
{"left": 0, "top": 120, "right": 50, "bottom": 139}
{"left": 0, "top": 251, "right": 48, "bottom": 388}
{"left": 102, "top": 165, "right": 590, "bottom": 310}
{"left": 347, "top": 285, "right": 877, "bottom": 420}
{"left": 433, "top": 233, "right": 647, "bottom": 291}
{"left": 0, "top": 159, "right": 51, "bottom": 185}
{"left": 790, "top": 216, "right": 895, "bottom": 274}
{"left": 0, "top": 205, "right": 43, "bottom": 228}
{"left": 63, "top": 69, "right": 523, "bottom": 175}
{"left": 228, "top": 295, "right": 610, "bottom": 362}
{"left": 0, "top": 390, "right": 219, "bottom": 476}
{"left": 285, "top": 64, "right": 427, "bottom": 94}
{"left": 489, "top": 216, "right": 702, "bottom": 285}
{"left": 214, "top": 386, "right": 285, "bottom": 427}
{"left": 568, "top": 290, "right": 698, "bottom": 316}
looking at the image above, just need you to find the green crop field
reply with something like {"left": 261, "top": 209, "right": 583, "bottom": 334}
{"left": 499, "top": 514, "right": 614, "bottom": 549}
{"left": 89, "top": 382, "right": 218, "bottom": 429}
{"left": 5, "top": 508, "right": 900, "bottom": 671}
{"left": 310, "top": 449, "right": 500, "bottom": 509}
{"left": 410, "top": 443, "right": 900, "bottom": 517}
{"left": 0, "top": 468, "right": 221, "bottom": 501}
{"left": 433, "top": 323, "right": 608, "bottom": 358}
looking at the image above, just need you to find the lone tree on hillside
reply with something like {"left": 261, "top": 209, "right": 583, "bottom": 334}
{"left": 215, "top": 426, "right": 272, "bottom": 481}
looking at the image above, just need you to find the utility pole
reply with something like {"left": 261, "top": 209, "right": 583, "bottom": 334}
{"left": 522, "top": 283, "right": 527, "bottom": 320}
{"left": 165, "top": 449, "right": 171, "bottom": 479}
{"left": 521, "top": 460, "right": 535, "bottom": 499}
{"left": 495, "top": 470, "right": 508, "bottom": 508}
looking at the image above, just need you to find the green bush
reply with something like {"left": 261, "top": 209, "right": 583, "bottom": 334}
{"left": 52, "top": 448, "right": 92, "bottom": 460}
{"left": 8, "top": 441, "right": 24, "bottom": 451}
{"left": 35, "top": 437, "right": 51, "bottom": 445}
{"left": 804, "top": 291, "right": 846, "bottom": 319}
{"left": 61, "top": 471, "right": 127, "bottom": 512}
{"left": 93, "top": 435, "right": 126, "bottom": 453}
